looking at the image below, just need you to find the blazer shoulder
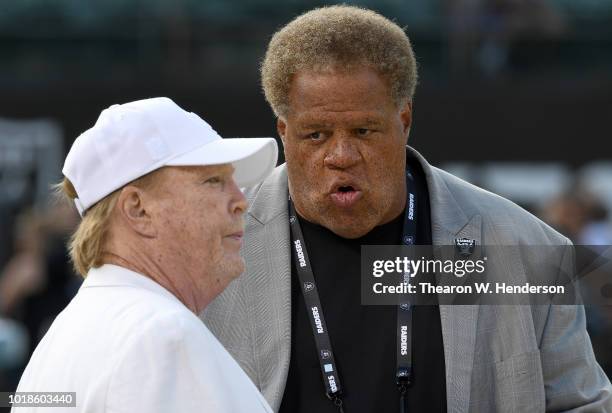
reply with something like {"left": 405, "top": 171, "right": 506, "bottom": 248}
{"left": 244, "top": 164, "right": 287, "bottom": 200}
{"left": 244, "top": 164, "right": 289, "bottom": 225}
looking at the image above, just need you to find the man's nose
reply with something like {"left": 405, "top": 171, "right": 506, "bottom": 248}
{"left": 229, "top": 179, "right": 248, "bottom": 215}
{"left": 323, "top": 136, "right": 361, "bottom": 169}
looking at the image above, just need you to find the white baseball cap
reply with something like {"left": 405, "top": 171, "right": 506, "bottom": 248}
{"left": 62, "top": 97, "right": 278, "bottom": 216}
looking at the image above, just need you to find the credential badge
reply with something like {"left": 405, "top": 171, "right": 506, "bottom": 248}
{"left": 455, "top": 237, "right": 476, "bottom": 256}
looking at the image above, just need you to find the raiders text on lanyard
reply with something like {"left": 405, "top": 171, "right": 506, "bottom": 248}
{"left": 288, "top": 169, "right": 417, "bottom": 413}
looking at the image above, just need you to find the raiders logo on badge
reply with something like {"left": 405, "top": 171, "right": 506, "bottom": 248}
{"left": 304, "top": 282, "right": 315, "bottom": 292}
{"left": 455, "top": 237, "right": 476, "bottom": 256}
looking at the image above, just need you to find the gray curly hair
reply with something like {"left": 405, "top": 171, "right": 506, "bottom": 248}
{"left": 261, "top": 5, "right": 418, "bottom": 118}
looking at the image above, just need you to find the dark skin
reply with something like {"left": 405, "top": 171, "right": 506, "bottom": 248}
{"left": 278, "top": 66, "right": 413, "bottom": 238}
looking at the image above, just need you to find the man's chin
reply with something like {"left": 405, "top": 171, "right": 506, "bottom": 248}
{"left": 321, "top": 219, "right": 375, "bottom": 239}
{"left": 229, "top": 258, "right": 246, "bottom": 279}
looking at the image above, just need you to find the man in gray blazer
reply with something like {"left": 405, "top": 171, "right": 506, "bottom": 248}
{"left": 203, "top": 6, "right": 611, "bottom": 412}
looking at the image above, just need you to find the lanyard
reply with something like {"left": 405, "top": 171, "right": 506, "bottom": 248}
{"left": 288, "top": 169, "right": 417, "bottom": 413}
{"left": 397, "top": 169, "right": 417, "bottom": 413}
{"left": 288, "top": 198, "right": 345, "bottom": 412}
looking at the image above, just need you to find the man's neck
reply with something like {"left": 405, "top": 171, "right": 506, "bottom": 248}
{"left": 101, "top": 249, "right": 205, "bottom": 314}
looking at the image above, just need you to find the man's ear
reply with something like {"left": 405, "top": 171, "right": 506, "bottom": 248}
{"left": 400, "top": 101, "right": 413, "bottom": 143}
{"left": 277, "top": 117, "right": 287, "bottom": 145}
{"left": 116, "top": 186, "right": 156, "bottom": 238}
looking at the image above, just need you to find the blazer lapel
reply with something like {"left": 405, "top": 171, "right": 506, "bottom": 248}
{"left": 433, "top": 221, "right": 481, "bottom": 413}
{"left": 410, "top": 147, "right": 481, "bottom": 413}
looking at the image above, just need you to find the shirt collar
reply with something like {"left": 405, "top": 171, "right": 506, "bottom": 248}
{"left": 81, "top": 264, "right": 183, "bottom": 305}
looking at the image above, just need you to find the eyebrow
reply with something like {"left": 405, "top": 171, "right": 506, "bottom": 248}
{"left": 359, "top": 119, "right": 383, "bottom": 127}
{"left": 298, "top": 122, "right": 332, "bottom": 130}
{"left": 298, "top": 118, "right": 383, "bottom": 130}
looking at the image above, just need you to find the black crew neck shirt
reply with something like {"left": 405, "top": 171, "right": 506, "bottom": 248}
{"left": 280, "top": 161, "right": 447, "bottom": 413}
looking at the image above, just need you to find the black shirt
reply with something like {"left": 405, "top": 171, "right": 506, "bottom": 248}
{"left": 280, "top": 161, "right": 447, "bottom": 413}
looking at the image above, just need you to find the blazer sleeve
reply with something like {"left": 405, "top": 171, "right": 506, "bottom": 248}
{"left": 541, "top": 240, "right": 612, "bottom": 412}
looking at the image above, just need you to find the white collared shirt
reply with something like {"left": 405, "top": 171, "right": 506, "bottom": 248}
{"left": 14, "top": 264, "right": 272, "bottom": 413}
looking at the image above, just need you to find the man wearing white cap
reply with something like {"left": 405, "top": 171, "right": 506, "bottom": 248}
{"left": 13, "top": 97, "right": 277, "bottom": 413}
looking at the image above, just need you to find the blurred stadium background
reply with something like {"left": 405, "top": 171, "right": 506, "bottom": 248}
{"left": 1, "top": 0, "right": 611, "bottom": 402}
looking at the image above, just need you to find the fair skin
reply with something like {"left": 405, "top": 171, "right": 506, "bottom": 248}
{"left": 277, "top": 66, "right": 413, "bottom": 238}
{"left": 102, "top": 164, "right": 247, "bottom": 314}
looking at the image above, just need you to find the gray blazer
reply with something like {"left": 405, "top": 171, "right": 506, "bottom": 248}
{"left": 202, "top": 147, "right": 612, "bottom": 412}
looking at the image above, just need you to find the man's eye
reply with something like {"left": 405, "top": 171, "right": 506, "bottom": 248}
{"left": 205, "top": 176, "right": 222, "bottom": 184}
{"left": 356, "top": 128, "right": 371, "bottom": 136}
{"left": 309, "top": 132, "right": 322, "bottom": 140}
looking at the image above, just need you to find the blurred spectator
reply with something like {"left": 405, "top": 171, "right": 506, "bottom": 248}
{"left": 446, "top": 0, "right": 567, "bottom": 76}
{"left": 539, "top": 189, "right": 612, "bottom": 377}
{"left": 541, "top": 189, "right": 612, "bottom": 244}
{"left": 0, "top": 210, "right": 47, "bottom": 317}
{"left": 0, "top": 200, "right": 79, "bottom": 392}
{"left": 580, "top": 195, "right": 612, "bottom": 245}
{"left": 540, "top": 191, "right": 589, "bottom": 242}
{"left": 0, "top": 317, "right": 28, "bottom": 394}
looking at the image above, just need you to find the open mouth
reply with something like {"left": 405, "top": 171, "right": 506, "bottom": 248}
{"left": 330, "top": 184, "right": 362, "bottom": 208}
